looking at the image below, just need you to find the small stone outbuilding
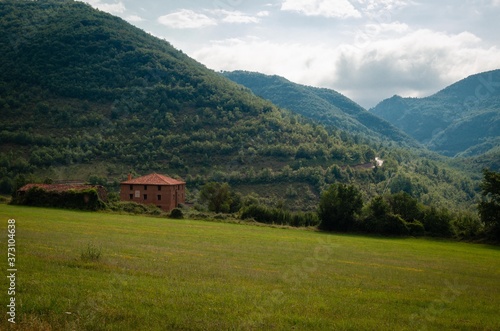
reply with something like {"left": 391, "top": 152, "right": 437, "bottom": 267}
{"left": 119, "top": 173, "right": 186, "bottom": 212}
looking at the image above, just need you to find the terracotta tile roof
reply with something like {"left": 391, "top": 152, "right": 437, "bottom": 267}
{"left": 18, "top": 183, "right": 97, "bottom": 192}
{"left": 121, "top": 173, "right": 185, "bottom": 186}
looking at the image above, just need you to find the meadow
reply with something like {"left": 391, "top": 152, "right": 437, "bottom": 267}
{"left": 0, "top": 204, "right": 499, "bottom": 330}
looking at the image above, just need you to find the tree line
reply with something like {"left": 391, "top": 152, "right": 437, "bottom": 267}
{"left": 198, "top": 169, "right": 499, "bottom": 241}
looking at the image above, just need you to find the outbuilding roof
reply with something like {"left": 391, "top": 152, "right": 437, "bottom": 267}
{"left": 121, "top": 173, "right": 185, "bottom": 186}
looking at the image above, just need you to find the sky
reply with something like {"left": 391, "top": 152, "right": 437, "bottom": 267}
{"left": 81, "top": 0, "right": 500, "bottom": 108}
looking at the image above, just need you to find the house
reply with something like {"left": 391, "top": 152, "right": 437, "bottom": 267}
{"left": 119, "top": 173, "right": 186, "bottom": 212}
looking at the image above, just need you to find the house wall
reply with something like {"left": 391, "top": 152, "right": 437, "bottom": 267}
{"left": 119, "top": 183, "right": 186, "bottom": 212}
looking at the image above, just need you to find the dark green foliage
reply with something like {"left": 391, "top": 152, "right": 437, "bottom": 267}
{"left": 169, "top": 208, "right": 184, "bottom": 219}
{"left": 318, "top": 184, "right": 363, "bottom": 232}
{"left": 199, "top": 182, "right": 233, "bottom": 214}
{"left": 407, "top": 221, "right": 425, "bottom": 237}
{"left": 478, "top": 169, "right": 500, "bottom": 239}
{"left": 387, "top": 192, "right": 423, "bottom": 223}
{"left": 108, "top": 201, "right": 162, "bottom": 215}
{"left": 240, "top": 204, "right": 319, "bottom": 227}
{"left": 223, "top": 71, "right": 417, "bottom": 146}
{"left": 363, "top": 196, "right": 410, "bottom": 236}
{"left": 452, "top": 213, "right": 484, "bottom": 239}
{"left": 13, "top": 187, "right": 106, "bottom": 211}
{"left": 421, "top": 207, "right": 453, "bottom": 237}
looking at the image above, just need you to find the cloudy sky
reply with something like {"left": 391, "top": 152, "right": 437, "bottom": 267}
{"left": 82, "top": 0, "right": 500, "bottom": 108}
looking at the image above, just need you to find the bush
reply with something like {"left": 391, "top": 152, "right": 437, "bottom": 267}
{"left": 363, "top": 196, "right": 410, "bottom": 236}
{"left": 363, "top": 214, "right": 410, "bottom": 236}
{"left": 383, "top": 214, "right": 410, "bottom": 236}
{"left": 240, "top": 204, "right": 319, "bottom": 227}
{"left": 387, "top": 192, "right": 423, "bottom": 222}
{"left": 407, "top": 221, "right": 425, "bottom": 237}
{"left": 81, "top": 242, "right": 101, "bottom": 262}
{"left": 452, "top": 213, "right": 484, "bottom": 239}
{"left": 170, "top": 208, "right": 184, "bottom": 219}
{"left": 108, "top": 201, "right": 162, "bottom": 215}
{"left": 422, "top": 207, "right": 453, "bottom": 237}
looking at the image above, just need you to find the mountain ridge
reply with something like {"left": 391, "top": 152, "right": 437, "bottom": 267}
{"left": 223, "top": 71, "right": 419, "bottom": 147}
{"left": 370, "top": 69, "right": 500, "bottom": 158}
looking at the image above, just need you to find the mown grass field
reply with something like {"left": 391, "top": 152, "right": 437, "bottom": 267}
{"left": 0, "top": 204, "right": 499, "bottom": 330}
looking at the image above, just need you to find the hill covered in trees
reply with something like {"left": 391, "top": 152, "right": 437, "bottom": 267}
{"left": 370, "top": 70, "right": 500, "bottom": 160}
{"left": 223, "top": 71, "right": 418, "bottom": 147}
{"left": 0, "top": 0, "right": 482, "bottom": 212}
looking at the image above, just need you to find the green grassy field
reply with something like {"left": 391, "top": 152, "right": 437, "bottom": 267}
{"left": 0, "top": 204, "right": 499, "bottom": 330}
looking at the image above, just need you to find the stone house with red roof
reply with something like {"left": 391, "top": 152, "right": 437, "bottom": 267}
{"left": 120, "top": 173, "right": 186, "bottom": 212}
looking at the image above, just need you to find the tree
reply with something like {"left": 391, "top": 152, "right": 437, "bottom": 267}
{"left": 364, "top": 196, "right": 409, "bottom": 236}
{"left": 199, "top": 182, "right": 232, "bottom": 214}
{"left": 387, "top": 192, "right": 422, "bottom": 223}
{"left": 478, "top": 169, "right": 500, "bottom": 240}
{"left": 318, "top": 183, "right": 363, "bottom": 232}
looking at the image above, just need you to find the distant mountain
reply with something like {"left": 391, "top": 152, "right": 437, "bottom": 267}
{"left": 0, "top": 0, "right": 480, "bottom": 211}
{"left": 223, "top": 71, "right": 418, "bottom": 147}
{"left": 371, "top": 70, "right": 500, "bottom": 158}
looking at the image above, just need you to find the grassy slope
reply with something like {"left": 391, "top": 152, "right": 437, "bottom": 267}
{"left": 1, "top": 205, "right": 499, "bottom": 330}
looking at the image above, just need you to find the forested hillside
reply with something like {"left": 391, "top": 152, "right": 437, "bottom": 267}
{"left": 223, "top": 71, "right": 418, "bottom": 147}
{"left": 371, "top": 70, "right": 500, "bottom": 160}
{"left": 0, "top": 0, "right": 481, "bottom": 212}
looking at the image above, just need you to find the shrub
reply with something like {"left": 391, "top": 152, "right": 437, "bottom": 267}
{"left": 240, "top": 204, "right": 319, "bottom": 227}
{"left": 452, "top": 213, "right": 484, "bottom": 239}
{"left": 81, "top": 242, "right": 101, "bottom": 262}
{"left": 169, "top": 208, "right": 184, "bottom": 219}
{"left": 382, "top": 214, "right": 410, "bottom": 236}
{"left": 109, "top": 201, "right": 162, "bottom": 215}
{"left": 422, "top": 207, "right": 453, "bottom": 237}
{"left": 407, "top": 221, "right": 425, "bottom": 237}
{"left": 363, "top": 196, "right": 410, "bottom": 236}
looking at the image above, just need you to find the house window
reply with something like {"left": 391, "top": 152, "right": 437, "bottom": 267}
{"left": 157, "top": 195, "right": 161, "bottom": 201}
{"left": 144, "top": 185, "right": 148, "bottom": 190}
{"left": 144, "top": 194, "right": 148, "bottom": 200}
{"left": 129, "top": 194, "right": 133, "bottom": 200}
{"left": 129, "top": 185, "right": 133, "bottom": 190}
{"left": 158, "top": 185, "right": 162, "bottom": 191}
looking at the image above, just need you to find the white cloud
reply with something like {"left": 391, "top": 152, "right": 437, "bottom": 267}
{"left": 126, "top": 15, "right": 144, "bottom": 23}
{"left": 330, "top": 29, "right": 500, "bottom": 106}
{"left": 157, "top": 9, "right": 264, "bottom": 29}
{"left": 158, "top": 10, "right": 217, "bottom": 29}
{"left": 83, "top": 0, "right": 125, "bottom": 14}
{"left": 281, "top": 0, "right": 362, "bottom": 18}
{"left": 192, "top": 28, "right": 500, "bottom": 108}
{"left": 210, "top": 10, "right": 261, "bottom": 24}
{"left": 257, "top": 11, "right": 271, "bottom": 17}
